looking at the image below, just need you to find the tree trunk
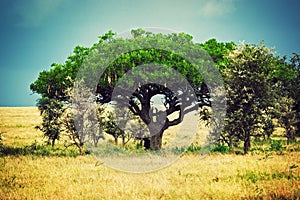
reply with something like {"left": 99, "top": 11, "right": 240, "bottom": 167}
{"left": 228, "top": 138, "right": 233, "bottom": 150}
{"left": 51, "top": 139, "right": 55, "bottom": 147}
{"left": 79, "top": 145, "right": 83, "bottom": 156}
{"left": 143, "top": 118, "right": 168, "bottom": 150}
{"left": 143, "top": 126, "right": 166, "bottom": 150}
{"left": 243, "top": 136, "right": 251, "bottom": 155}
{"left": 143, "top": 138, "right": 150, "bottom": 149}
{"left": 149, "top": 130, "right": 163, "bottom": 150}
{"left": 122, "top": 135, "right": 125, "bottom": 148}
{"left": 286, "top": 128, "right": 295, "bottom": 145}
{"left": 114, "top": 137, "right": 118, "bottom": 146}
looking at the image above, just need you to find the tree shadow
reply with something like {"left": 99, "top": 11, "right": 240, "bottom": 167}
{"left": 0, "top": 142, "right": 81, "bottom": 157}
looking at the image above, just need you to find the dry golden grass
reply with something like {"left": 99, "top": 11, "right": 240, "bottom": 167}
{"left": 0, "top": 107, "right": 299, "bottom": 199}
{"left": 0, "top": 107, "right": 42, "bottom": 147}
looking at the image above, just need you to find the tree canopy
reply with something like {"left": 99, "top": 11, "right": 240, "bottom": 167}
{"left": 32, "top": 29, "right": 225, "bottom": 151}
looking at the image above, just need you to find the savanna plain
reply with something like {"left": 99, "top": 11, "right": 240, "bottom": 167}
{"left": 0, "top": 107, "right": 299, "bottom": 199}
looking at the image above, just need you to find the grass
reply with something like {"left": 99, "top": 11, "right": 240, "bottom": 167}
{"left": 0, "top": 107, "right": 300, "bottom": 199}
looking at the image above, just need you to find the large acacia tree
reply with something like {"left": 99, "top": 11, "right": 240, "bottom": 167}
{"left": 31, "top": 29, "right": 225, "bottom": 150}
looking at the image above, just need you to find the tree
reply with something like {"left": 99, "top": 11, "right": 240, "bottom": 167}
{"left": 62, "top": 109, "right": 84, "bottom": 155}
{"left": 284, "top": 53, "right": 300, "bottom": 137}
{"left": 71, "top": 29, "right": 221, "bottom": 150}
{"left": 222, "top": 42, "right": 280, "bottom": 154}
{"left": 269, "top": 53, "right": 300, "bottom": 143}
{"left": 35, "top": 97, "right": 64, "bottom": 147}
{"left": 31, "top": 46, "right": 90, "bottom": 148}
{"left": 103, "top": 111, "right": 133, "bottom": 148}
{"left": 200, "top": 39, "right": 236, "bottom": 147}
{"left": 261, "top": 115, "right": 274, "bottom": 140}
{"left": 275, "top": 97, "right": 298, "bottom": 144}
{"left": 60, "top": 82, "right": 104, "bottom": 155}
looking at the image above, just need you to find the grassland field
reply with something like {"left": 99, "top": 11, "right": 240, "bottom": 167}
{"left": 0, "top": 107, "right": 299, "bottom": 199}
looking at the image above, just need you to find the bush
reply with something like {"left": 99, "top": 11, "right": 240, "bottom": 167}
{"left": 211, "top": 144, "right": 230, "bottom": 154}
{"left": 171, "top": 146, "right": 186, "bottom": 155}
{"left": 171, "top": 144, "right": 202, "bottom": 155}
{"left": 270, "top": 140, "right": 283, "bottom": 151}
{"left": 187, "top": 144, "right": 201, "bottom": 153}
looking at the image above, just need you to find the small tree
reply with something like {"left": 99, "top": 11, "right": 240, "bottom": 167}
{"left": 269, "top": 53, "right": 300, "bottom": 143}
{"left": 222, "top": 42, "right": 279, "bottom": 154}
{"left": 61, "top": 104, "right": 104, "bottom": 155}
{"left": 61, "top": 81, "right": 104, "bottom": 155}
{"left": 284, "top": 53, "right": 300, "bottom": 137}
{"left": 261, "top": 116, "right": 274, "bottom": 140}
{"left": 103, "top": 111, "right": 134, "bottom": 148}
{"left": 275, "top": 97, "right": 298, "bottom": 144}
{"left": 30, "top": 46, "right": 90, "bottom": 147}
{"left": 62, "top": 109, "right": 84, "bottom": 155}
{"left": 36, "top": 97, "right": 64, "bottom": 147}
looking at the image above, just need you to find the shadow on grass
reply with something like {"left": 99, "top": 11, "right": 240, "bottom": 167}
{"left": 1, "top": 138, "right": 299, "bottom": 158}
{"left": 0, "top": 141, "right": 83, "bottom": 157}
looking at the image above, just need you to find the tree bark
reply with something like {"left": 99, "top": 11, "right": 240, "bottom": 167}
{"left": 114, "top": 137, "right": 118, "bottom": 146}
{"left": 79, "top": 145, "right": 83, "bottom": 156}
{"left": 122, "top": 135, "right": 125, "bottom": 148}
{"left": 243, "top": 136, "right": 251, "bottom": 154}
{"left": 286, "top": 127, "right": 295, "bottom": 145}
{"left": 143, "top": 138, "right": 150, "bottom": 149}
{"left": 149, "top": 130, "right": 163, "bottom": 150}
{"left": 143, "top": 119, "right": 168, "bottom": 150}
{"left": 51, "top": 139, "right": 55, "bottom": 147}
{"left": 143, "top": 130, "right": 163, "bottom": 150}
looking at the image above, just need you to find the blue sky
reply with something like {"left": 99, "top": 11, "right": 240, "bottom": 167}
{"left": 0, "top": 0, "right": 299, "bottom": 106}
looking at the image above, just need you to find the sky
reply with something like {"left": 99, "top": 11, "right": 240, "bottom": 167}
{"left": 0, "top": 0, "right": 299, "bottom": 106}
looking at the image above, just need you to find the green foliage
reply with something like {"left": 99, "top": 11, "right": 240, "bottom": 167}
{"left": 186, "top": 144, "right": 202, "bottom": 153}
{"left": 262, "top": 117, "right": 274, "bottom": 139}
{"left": 221, "top": 42, "right": 280, "bottom": 154}
{"left": 35, "top": 97, "right": 64, "bottom": 147}
{"left": 269, "top": 54, "right": 300, "bottom": 141}
{"left": 171, "top": 146, "right": 186, "bottom": 155}
{"left": 31, "top": 29, "right": 216, "bottom": 151}
{"left": 210, "top": 144, "right": 231, "bottom": 154}
{"left": 30, "top": 28, "right": 300, "bottom": 155}
{"left": 30, "top": 46, "right": 89, "bottom": 100}
{"left": 30, "top": 46, "right": 90, "bottom": 151}
{"left": 270, "top": 140, "right": 283, "bottom": 151}
{"left": 201, "top": 38, "right": 235, "bottom": 69}
{"left": 171, "top": 144, "right": 202, "bottom": 155}
{"left": 103, "top": 112, "right": 126, "bottom": 146}
{"left": 275, "top": 97, "right": 298, "bottom": 144}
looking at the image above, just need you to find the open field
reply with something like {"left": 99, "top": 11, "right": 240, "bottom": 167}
{"left": 0, "top": 107, "right": 299, "bottom": 199}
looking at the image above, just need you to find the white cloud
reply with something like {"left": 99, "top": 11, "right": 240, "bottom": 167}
{"left": 199, "top": 0, "right": 237, "bottom": 17}
{"left": 12, "top": 0, "right": 66, "bottom": 27}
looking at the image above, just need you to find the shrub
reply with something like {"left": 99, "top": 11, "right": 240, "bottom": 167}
{"left": 270, "top": 140, "right": 283, "bottom": 151}
{"left": 187, "top": 144, "right": 201, "bottom": 153}
{"left": 211, "top": 144, "right": 230, "bottom": 154}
